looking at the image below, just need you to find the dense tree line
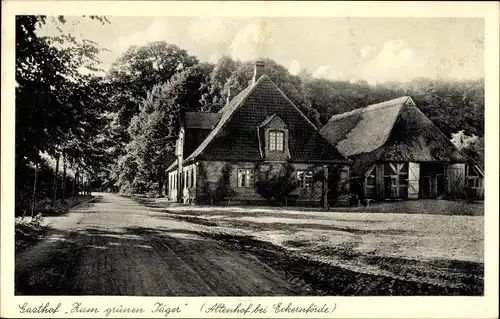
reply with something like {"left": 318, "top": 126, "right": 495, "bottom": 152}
{"left": 15, "top": 15, "right": 111, "bottom": 215}
{"left": 104, "top": 49, "right": 483, "bottom": 195}
{"left": 15, "top": 17, "right": 484, "bottom": 202}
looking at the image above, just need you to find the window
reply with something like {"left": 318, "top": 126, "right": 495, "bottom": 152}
{"left": 467, "top": 177, "right": 480, "bottom": 188}
{"left": 237, "top": 169, "right": 254, "bottom": 187}
{"left": 297, "top": 170, "right": 313, "bottom": 188}
{"left": 269, "top": 130, "right": 284, "bottom": 151}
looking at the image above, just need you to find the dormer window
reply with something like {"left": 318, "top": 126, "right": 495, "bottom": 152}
{"left": 259, "top": 114, "right": 290, "bottom": 161}
{"left": 269, "top": 130, "right": 284, "bottom": 151}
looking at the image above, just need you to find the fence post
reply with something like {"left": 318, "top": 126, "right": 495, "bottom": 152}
{"left": 61, "top": 153, "right": 67, "bottom": 203}
{"left": 323, "top": 165, "right": 329, "bottom": 210}
{"left": 51, "top": 154, "right": 60, "bottom": 207}
{"left": 31, "top": 163, "right": 38, "bottom": 218}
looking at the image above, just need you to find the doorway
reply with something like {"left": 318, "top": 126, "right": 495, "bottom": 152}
{"left": 420, "top": 163, "right": 446, "bottom": 198}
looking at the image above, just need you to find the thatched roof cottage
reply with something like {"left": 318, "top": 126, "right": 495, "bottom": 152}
{"left": 320, "top": 96, "right": 483, "bottom": 200}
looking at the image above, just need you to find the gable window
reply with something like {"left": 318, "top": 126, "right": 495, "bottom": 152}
{"left": 297, "top": 170, "right": 313, "bottom": 189}
{"left": 237, "top": 169, "right": 254, "bottom": 187}
{"left": 269, "top": 130, "right": 284, "bottom": 151}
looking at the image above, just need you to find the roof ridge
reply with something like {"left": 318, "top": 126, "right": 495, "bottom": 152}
{"left": 327, "top": 96, "right": 413, "bottom": 123}
{"left": 328, "top": 107, "right": 365, "bottom": 122}
{"left": 363, "top": 96, "right": 411, "bottom": 112}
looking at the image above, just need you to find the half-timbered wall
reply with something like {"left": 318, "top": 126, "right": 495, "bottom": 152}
{"left": 383, "top": 163, "right": 409, "bottom": 199}
{"left": 466, "top": 164, "right": 484, "bottom": 199}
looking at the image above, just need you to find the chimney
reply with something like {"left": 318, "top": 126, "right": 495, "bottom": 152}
{"left": 253, "top": 60, "right": 266, "bottom": 84}
{"left": 226, "top": 87, "right": 236, "bottom": 106}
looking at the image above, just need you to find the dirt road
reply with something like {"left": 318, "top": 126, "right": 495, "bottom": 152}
{"left": 15, "top": 193, "right": 295, "bottom": 296}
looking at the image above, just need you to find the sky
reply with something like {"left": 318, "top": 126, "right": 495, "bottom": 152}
{"left": 37, "top": 16, "right": 484, "bottom": 84}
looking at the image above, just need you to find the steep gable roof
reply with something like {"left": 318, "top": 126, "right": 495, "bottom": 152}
{"left": 184, "top": 83, "right": 255, "bottom": 162}
{"left": 185, "top": 75, "right": 350, "bottom": 164}
{"left": 184, "top": 112, "right": 220, "bottom": 129}
{"left": 320, "top": 96, "right": 466, "bottom": 174}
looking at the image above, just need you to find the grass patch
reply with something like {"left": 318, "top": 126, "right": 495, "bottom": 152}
{"left": 15, "top": 222, "right": 48, "bottom": 254}
{"left": 15, "top": 196, "right": 93, "bottom": 253}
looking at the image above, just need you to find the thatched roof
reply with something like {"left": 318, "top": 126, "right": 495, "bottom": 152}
{"left": 320, "top": 96, "right": 466, "bottom": 175}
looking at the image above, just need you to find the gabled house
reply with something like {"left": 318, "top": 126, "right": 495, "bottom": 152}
{"left": 320, "top": 96, "right": 483, "bottom": 200}
{"left": 167, "top": 61, "right": 351, "bottom": 205}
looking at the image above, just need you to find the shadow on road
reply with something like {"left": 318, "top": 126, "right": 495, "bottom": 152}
{"left": 15, "top": 222, "right": 484, "bottom": 296}
{"left": 15, "top": 225, "right": 296, "bottom": 296}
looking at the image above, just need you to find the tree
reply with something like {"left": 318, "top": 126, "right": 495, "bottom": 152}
{"left": 106, "top": 41, "right": 199, "bottom": 146}
{"left": 102, "top": 42, "right": 201, "bottom": 192}
{"left": 200, "top": 55, "right": 239, "bottom": 111}
{"left": 15, "top": 15, "right": 111, "bottom": 211}
{"left": 117, "top": 63, "right": 213, "bottom": 194}
{"left": 451, "top": 130, "right": 484, "bottom": 166}
{"left": 16, "top": 16, "right": 108, "bottom": 164}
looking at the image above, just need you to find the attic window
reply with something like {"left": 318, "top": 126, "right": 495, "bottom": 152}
{"left": 269, "top": 130, "right": 284, "bottom": 151}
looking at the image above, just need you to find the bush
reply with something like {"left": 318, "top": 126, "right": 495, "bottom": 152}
{"left": 335, "top": 193, "right": 360, "bottom": 207}
{"left": 255, "top": 163, "right": 298, "bottom": 205}
{"left": 146, "top": 190, "right": 162, "bottom": 198}
{"left": 213, "top": 164, "right": 235, "bottom": 204}
{"left": 198, "top": 164, "right": 235, "bottom": 205}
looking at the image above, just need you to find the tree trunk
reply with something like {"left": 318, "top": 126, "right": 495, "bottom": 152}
{"left": 61, "top": 154, "right": 67, "bottom": 203}
{"left": 82, "top": 173, "right": 86, "bottom": 196}
{"left": 51, "top": 154, "right": 60, "bottom": 207}
{"left": 72, "top": 171, "right": 78, "bottom": 199}
{"left": 30, "top": 163, "right": 38, "bottom": 218}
